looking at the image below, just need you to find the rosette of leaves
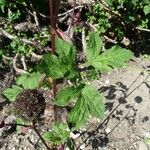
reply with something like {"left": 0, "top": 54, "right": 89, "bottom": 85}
{"left": 12, "top": 89, "right": 46, "bottom": 122}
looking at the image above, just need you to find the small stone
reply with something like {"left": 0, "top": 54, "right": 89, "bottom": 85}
{"left": 105, "top": 128, "right": 111, "bottom": 134}
{"left": 105, "top": 80, "right": 110, "bottom": 85}
{"left": 0, "top": 127, "right": 5, "bottom": 137}
{"left": 96, "top": 118, "right": 101, "bottom": 123}
{"left": 70, "top": 132, "right": 80, "bottom": 139}
{"left": 80, "top": 143, "right": 85, "bottom": 149}
{"left": 145, "top": 132, "right": 150, "bottom": 138}
{"left": 138, "top": 141, "right": 149, "bottom": 150}
{"left": 4, "top": 115, "right": 16, "bottom": 124}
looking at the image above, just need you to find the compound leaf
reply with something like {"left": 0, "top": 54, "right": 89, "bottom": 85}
{"left": 68, "top": 84, "right": 105, "bottom": 129}
{"left": 17, "top": 72, "right": 41, "bottom": 89}
{"left": 55, "top": 86, "right": 81, "bottom": 106}
{"left": 37, "top": 54, "right": 68, "bottom": 79}
{"left": 86, "top": 32, "right": 103, "bottom": 62}
{"left": 43, "top": 122, "right": 69, "bottom": 145}
{"left": 88, "top": 45, "right": 133, "bottom": 72}
{"left": 68, "top": 97, "right": 89, "bottom": 129}
{"left": 55, "top": 36, "right": 75, "bottom": 64}
{"left": 55, "top": 36, "right": 77, "bottom": 79}
{"left": 82, "top": 85, "right": 105, "bottom": 118}
{"left": 2, "top": 85, "right": 23, "bottom": 102}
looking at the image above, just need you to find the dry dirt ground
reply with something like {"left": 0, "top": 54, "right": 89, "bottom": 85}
{"left": 75, "top": 57, "right": 150, "bottom": 150}
{"left": 0, "top": 56, "right": 150, "bottom": 150}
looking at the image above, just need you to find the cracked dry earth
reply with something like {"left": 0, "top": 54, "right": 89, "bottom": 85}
{"left": 0, "top": 57, "right": 150, "bottom": 150}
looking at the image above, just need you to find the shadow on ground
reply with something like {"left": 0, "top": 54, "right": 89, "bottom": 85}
{"left": 76, "top": 68, "right": 150, "bottom": 150}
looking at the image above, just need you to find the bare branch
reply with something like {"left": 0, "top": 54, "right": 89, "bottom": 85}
{"left": 88, "top": 23, "right": 98, "bottom": 31}
{"left": 104, "top": 35, "right": 117, "bottom": 44}
{"left": 0, "top": 27, "right": 37, "bottom": 45}
{"left": 136, "top": 27, "right": 150, "bottom": 32}
{"left": 58, "top": 5, "right": 83, "bottom": 17}
{"left": 99, "top": 0, "right": 121, "bottom": 17}
{"left": 2, "top": 55, "right": 13, "bottom": 61}
{"left": 13, "top": 54, "right": 28, "bottom": 74}
{"left": 67, "top": 0, "right": 76, "bottom": 35}
{"left": 21, "top": 55, "right": 27, "bottom": 71}
{"left": 82, "top": 28, "right": 86, "bottom": 52}
{"left": 31, "top": 52, "right": 43, "bottom": 60}
{"left": 28, "top": 0, "right": 41, "bottom": 32}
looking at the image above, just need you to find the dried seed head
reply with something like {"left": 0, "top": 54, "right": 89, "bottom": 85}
{"left": 12, "top": 89, "right": 46, "bottom": 122}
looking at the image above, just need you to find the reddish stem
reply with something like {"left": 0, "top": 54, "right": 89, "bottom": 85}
{"left": 49, "top": 1, "right": 65, "bottom": 150}
{"left": 49, "top": 0, "right": 60, "bottom": 121}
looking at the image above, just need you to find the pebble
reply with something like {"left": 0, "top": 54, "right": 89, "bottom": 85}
{"left": 145, "top": 132, "right": 150, "bottom": 138}
{"left": 80, "top": 143, "right": 85, "bottom": 149}
{"left": 0, "top": 127, "right": 5, "bottom": 137}
{"left": 138, "top": 141, "right": 149, "bottom": 150}
{"left": 4, "top": 115, "right": 16, "bottom": 124}
{"left": 105, "top": 80, "right": 110, "bottom": 85}
{"left": 105, "top": 128, "right": 111, "bottom": 134}
{"left": 0, "top": 95, "right": 6, "bottom": 103}
{"left": 70, "top": 132, "right": 80, "bottom": 139}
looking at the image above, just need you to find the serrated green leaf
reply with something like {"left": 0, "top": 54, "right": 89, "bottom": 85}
{"left": 68, "top": 97, "right": 89, "bottom": 129}
{"left": 87, "top": 32, "right": 103, "bottom": 62}
{"left": 17, "top": 72, "right": 41, "bottom": 89}
{"left": 55, "top": 36, "right": 77, "bottom": 79}
{"left": 68, "top": 84, "right": 105, "bottom": 129}
{"left": 88, "top": 46, "right": 133, "bottom": 72}
{"left": 43, "top": 122, "right": 69, "bottom": 145}
{"left": 144, "top": 5, "right": 150, "bottom": 15}
{"left": 82, "top": 85, "right": 105, "bottom": 118}
{"left": 55, "top": 36, "right": 75, "bottom": 63}
{"left": 55, "top": 86, "right": 81, "bottom": 106}
{"left": 90, "top": 60, "right": 112, "bottom": 72}
{"left": 2, "top": 85, "right": 23, "bottom": 102}
{"left": 37, "top": 37, "right": 77, "bottom": 80}
{"left": 37, "top": 54, "right": 68, "bottom": 79}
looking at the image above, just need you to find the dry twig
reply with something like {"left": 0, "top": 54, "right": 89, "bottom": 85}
{"left": 82, "top": 28, "right": 86, "bottom": 52}
{"left": 0, "top": 27, "right": 36, "bottom": 45}
{"left": 2, "top": 55, "right": 13, "bottom": 61}
{"left": 136, "top": 27, "right": 150, "bottom": 32}
{"left": 104, "top": 35, "right": 117, "bottom": 44}
{"left": 21, "top": 55, "right": 27, "bottom": 71}
{"left": 13, "top": 54, "right": 28, "bottom": 74}
{"left": 28, "top": 0, "right": 41, "bottom": 32}
{"left": 31, "top": 52, "right": 43, "bottom": 60}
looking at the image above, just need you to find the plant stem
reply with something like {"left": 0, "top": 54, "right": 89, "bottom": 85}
{"left": 32, "top": 125, "right": 51, "bottom": 150}
{"left": 49, "top": 2, "right": 65, "bottom": 150}
{"left": 49, "top": 0, "right": 61, "bottom": 121}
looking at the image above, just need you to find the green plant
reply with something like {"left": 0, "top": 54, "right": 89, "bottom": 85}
{"left": 2, "top": 31, "right": 133, "bottom": 149}
{"left": 86, "top": 0, "right": 150, "bottom": 54}
{"left": 1, "top": 0, "right": 134, "bottom": 148}
{"left": 36, "top": 31, "right": 133, "bottom": 147}
{"left": 43, "top": 122, "right": 70, "bottom": 146}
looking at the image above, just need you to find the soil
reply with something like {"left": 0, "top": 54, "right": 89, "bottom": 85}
{"left": 75, "top": 57, "right": 150, "bottom": 150}
{"left": 0, "top": 56, "right": 150, "bottom": 150}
